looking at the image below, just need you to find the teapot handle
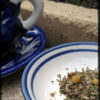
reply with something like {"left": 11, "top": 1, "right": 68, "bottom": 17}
{"left": 21, "top": 0, "right": 44, "bottom": 30}
{"left": 9, "top": 0, "right": 43, "bottom": 30}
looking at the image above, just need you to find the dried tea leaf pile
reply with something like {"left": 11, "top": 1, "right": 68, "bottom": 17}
{"left": 57, "top": 68, "right": 99, "bottom": 100}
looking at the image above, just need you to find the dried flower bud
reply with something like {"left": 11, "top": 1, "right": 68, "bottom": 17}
{"left": 72, "top": 75, "right": 81, "bottom": 83}
{"left": 92, "top": 79, "right": 99, "bottom": 86}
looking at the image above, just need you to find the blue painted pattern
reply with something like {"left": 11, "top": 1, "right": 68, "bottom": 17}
{"left": 0, "top": 0, "right": 46, "bottom": 77}
{"left": 0, "top": 0, "right": 27, "bottom": 56}
{"left": 1, "top": 26, "right": 46, "bottom": 77}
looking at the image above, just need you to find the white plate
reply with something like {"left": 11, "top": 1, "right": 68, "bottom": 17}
{"left": 21, "top": 42, "right": 98, "bottom": 100}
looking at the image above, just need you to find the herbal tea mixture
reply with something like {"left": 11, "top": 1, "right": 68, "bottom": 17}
{"left": 56, "top": 68, "right": 99, "bottom": 100}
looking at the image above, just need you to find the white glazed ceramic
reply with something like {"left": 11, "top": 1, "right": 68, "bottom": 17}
{"left": 21, "top": 42, "right": 98, "bottom": 100}
{"left": 10, "top": 0, "right": 44, "bottom": 30}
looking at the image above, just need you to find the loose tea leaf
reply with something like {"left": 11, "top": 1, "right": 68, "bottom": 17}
{"left": 57, "top": 67, "right": 99, "bottom": 100}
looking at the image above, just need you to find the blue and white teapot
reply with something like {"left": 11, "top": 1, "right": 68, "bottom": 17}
{"left": 0, "top": 0, "right": 44, "bottom": 57}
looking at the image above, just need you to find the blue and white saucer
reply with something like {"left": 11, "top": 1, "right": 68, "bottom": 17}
{"left": 1, "top": 26, "right": 46, "bottom": 77}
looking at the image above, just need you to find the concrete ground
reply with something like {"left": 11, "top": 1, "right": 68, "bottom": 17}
{"left": 1, "top": 69, "right": 25, "bottom": 100}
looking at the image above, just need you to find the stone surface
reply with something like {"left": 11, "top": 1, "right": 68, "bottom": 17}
{"left": 1, "top": 69, "right": 24, "bottom": 100}
{"left": 21, "top": 0, "right": 98, "bottom": 47}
